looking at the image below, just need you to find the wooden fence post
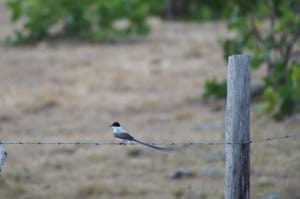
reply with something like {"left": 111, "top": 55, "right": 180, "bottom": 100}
{"left": 224, "top": 55, "right": 251, "bottom": 199}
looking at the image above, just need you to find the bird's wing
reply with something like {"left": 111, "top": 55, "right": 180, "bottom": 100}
{"left": 114, "top": 132, "right": 135, "bottom": 141}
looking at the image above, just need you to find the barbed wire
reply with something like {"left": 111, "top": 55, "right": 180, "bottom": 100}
{"left": 1, "top": 133, "right": 300, "bottom": 147}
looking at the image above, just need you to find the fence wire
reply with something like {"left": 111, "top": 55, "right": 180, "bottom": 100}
{"left": 1, "top": 133, "right": 300, "bottom": 147}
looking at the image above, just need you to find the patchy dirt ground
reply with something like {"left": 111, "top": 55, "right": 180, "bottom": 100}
{"left": 0, "top": 2, "right": 300, "bottom": 199}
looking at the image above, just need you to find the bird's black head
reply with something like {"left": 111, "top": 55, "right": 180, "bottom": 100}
{"left": 110, "top": 122, "right": 120, "bottom": 127}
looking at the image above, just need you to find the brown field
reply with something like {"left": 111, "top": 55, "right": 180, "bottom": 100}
{"left": 0, "top": 2, "right": 300, "bottom": 199}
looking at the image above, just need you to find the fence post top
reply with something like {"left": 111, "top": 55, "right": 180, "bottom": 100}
{"left": 228, "top": 54, "right": 250, "bottom": 58}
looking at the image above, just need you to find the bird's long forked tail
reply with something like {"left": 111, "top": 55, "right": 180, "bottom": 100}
{"left": 133, "top": 139, "right": 174, "bottom": 151}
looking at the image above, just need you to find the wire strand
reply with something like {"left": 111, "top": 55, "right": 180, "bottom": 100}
{"left": 1, "top": 133, "right": 299, "bottom": 146}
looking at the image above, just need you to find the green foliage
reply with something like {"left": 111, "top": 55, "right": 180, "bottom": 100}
{"left": 5, "top": 0, "right": 259, "bottom": 45}
{"left": 202, "top": 78, "right": 227, "bottom": 99}
{"left": 259, "top": 86, "right": 278, "bottom": 114}
{"left": 158, "top": 0, "right": 232, "bottom": 21}
{"left": 217, "top": 0, "right": 300, "bottom": 119}
{"left": 224, "top": 1, "right": 300, "bottom": 68}
{"left": 5, "top": 0, "right": 247, "bottom": 44}
{"left": 259, "top": 62, "right": 300, "bottom": 119}
{"left": 5, "top": 0, "right": 151, "bottom": 44}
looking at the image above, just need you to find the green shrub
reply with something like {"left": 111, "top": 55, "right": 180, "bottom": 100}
{"left": 204, "top": 0, "right": 300, "bottom": 119}
{"left": 202, "top": 78, "right": 227, "bottom": 99}
{"left": 158, "top": 0, "right": 232, "bottom": 20}
{"left": 259, "top": 62, "right": 300, "bottom": 119}
{"left": 5, "top": 0, "right": 245, "bottom": 45}
{"left": 5, "top": 0, "right": 151, "bottom": 44}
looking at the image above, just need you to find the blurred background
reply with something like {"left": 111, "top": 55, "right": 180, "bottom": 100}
{"left": 0, "top": 0, "right": 299, "bottom": 198}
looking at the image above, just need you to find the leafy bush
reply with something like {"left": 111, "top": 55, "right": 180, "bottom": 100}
{"left": 5, "top": 0, "right": 243, "bottom": 45}
{"left": 204, "top": 0, "right": 300, "bottom": 119}
{"left": 202, "top": 78, "right": 227, "bottom": 99}
{"left": 6, "top": 0, "right": 151, "bottom": 44}
{"left": 158, "top": 0, "right": 231, "bottom": 20}
{"left": 259, "top": 62, "right": 300, "bottom": 119}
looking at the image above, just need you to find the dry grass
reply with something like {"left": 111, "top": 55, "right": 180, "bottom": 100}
{"left": 0, "top": 2, "right": 300, "bottom": 199}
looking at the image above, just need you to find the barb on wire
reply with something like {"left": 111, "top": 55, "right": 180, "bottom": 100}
{"left": 1, "top": 133, "right": 300, "bottom": 147}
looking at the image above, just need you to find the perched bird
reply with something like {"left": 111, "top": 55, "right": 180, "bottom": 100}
{"left": 0, "top": 142, "right": 7, "bottom": 173}
{"left": 110, "top": 122, "right": 173, "bottom": 151}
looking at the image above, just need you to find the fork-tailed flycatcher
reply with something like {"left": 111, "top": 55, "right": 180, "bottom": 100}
{"left": 110, "top": 122, "right": 173, "bottom": 151}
